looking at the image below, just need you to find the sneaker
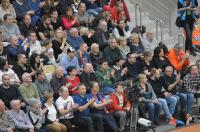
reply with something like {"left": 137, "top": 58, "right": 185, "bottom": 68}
{"left": 169, "top": 117, "right": 176, "bottom": 125}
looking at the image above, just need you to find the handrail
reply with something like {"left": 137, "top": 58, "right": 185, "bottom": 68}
{"left": 135, "top": 4, "right": 142, "bottom": 29}
{"left": 156, "top": 20, "right": 163, "bottom": 43}
{"left": 178, "top": 34, "right": 185, "bottom": 51}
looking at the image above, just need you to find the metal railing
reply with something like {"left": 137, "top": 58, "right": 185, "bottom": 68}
{"left": 135, "top": 4, "right": 142, "bottom": 27}
{"left": 178, "top": 34, "right": 185, "bottom": 51}
{"left": 156, "top": 20, "right": 163, "bottom": 43}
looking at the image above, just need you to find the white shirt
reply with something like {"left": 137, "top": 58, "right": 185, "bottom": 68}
{"left": 45, "top": 103, "right": 57, "bottom": 121}
{"left": 56, "top": 96, "right": 74, "bottom": 119}
{"left": 29, "top": 40, "right": 42, "bottom": 56}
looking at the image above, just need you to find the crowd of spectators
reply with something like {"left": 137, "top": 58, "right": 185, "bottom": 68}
{"left": 0, "top": 0, "right": 200, "bottom": 132}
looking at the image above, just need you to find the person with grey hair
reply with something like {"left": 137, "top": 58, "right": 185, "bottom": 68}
{"left": 8, "top": 99, "right": 34, "bottom": 132}
{"left": 129, "top": 33, "right": 144, "bottom": 57}
{"left": 67, "top": 27, "right": 84, "bottom": 50}
{"left": 18, "top": 72, "right": 39, "bottom": 104}
{"left": 0, "top": 99, "right": 15, "bottom": 132}
{"left": 56, "top": 86, "right": 87, "bottom": 132}
{"left": 93, "top": 19, "right": 110, "bottom": 51}
{"left": 27, "top": 98, "right": 51, "bottom": 132}
{"left": 103, "top": 37, "right": 122, "bottom": 65}
{"left": 167, "top": 43, "right": 190, "bottom": 72}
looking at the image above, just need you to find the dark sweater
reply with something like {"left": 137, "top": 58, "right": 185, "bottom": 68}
{"left": 0, "top": 85, "right": 22, "bottom": 108}
{"left": 148, "top": 78, "right": 165, "bottom": 98}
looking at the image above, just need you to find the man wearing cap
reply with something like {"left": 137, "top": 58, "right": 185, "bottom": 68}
{"left": 59, "top": 47, "right": 80, "bottom": 75}
{"left": 167, "top": 43, "right": 190, "bottom": 72}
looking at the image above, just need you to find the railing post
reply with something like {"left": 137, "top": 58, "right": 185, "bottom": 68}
{"left": 156, "top": 20, "right": 163, "bottom": 43}
{"left": 135, "top": 4, "right": 142, "bottom": 30}
{"left": 178, "top": 34, "right": 185, "bottom": 52}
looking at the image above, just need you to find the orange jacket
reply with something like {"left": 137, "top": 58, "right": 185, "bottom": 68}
{"left": 167, "top": 48, "right": 190, "bottom": 71}
{"left": 192, "top": 26, "right": 200, "bottom": 45}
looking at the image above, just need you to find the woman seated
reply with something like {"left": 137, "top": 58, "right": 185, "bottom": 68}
{"left": 66, "top": 66, "right": 80, "bottom": 95}
{"left": 136, "top": 73, "right": 162, "bottom": 125}
{"left": 62, "top": 7, "right": 80, "bottom": 30}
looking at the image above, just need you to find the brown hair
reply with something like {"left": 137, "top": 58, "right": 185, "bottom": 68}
{"left": 44, "top": 92, "right": 53, "bottom": 101}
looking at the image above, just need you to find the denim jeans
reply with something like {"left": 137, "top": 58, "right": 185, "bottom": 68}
{"left": 113, "top": 110, "right": 127, "bottom": 130}
{"left": 186, "top": 92, "right": 194, "bottom": 114}
{"left": 183, "top": 22, "right": 194, "bottom": 51}
{"left": 80, "top": 113, "right": 104, "bottom": 132}
{"left": 176, "top": 92, "right": 187, "bottom": 111}
{"left": 158, "top": 98, "right": 172, "bottom": 119}
{"left": 146, "top": 102, "right": 162, "bottom": 122}
{"left": 94, "top": 111, "right": 119, "bottom": 132}
{"left": 165, "top": 95, "right": 178, "bottom": 114}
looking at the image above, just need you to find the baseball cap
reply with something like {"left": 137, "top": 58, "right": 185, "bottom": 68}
{"left": 67, "top": 47, "right": 76, "bottom": 53}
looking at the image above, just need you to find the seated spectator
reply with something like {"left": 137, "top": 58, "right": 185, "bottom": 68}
{"left": 12, "top": 54, "right": 32, "bottom": 81}
{"left": 67, "top": 28, "right": 84, "bottom": 50}
{"left": 19, "top": 14, "right": 36, "bottom": 38}
{"left": 90, "top": 43, "right": 103, "bottom": 70}
{"left": 66, "top": 66, "right": 80, "bottom": 95}
{"left": 8, "top": 99, "right": 34, "bottom": 131}
{"left": 56, "top": 86, "right": 88, "bottom": 132}
{"left": 73, "top": 84, "right": 104, "bottom": 132}
{"left": 152, "top": 46, "right": 171, "bottom": 72}
{"left": 103, "top": 38, "right": 122, "bottom": 66}
{"left": 112, "top": 58, "right": 127, "bottom": 82}
{"left": 0, "top": 99, "right": 15, "bottom": 131}
{"left": 18, "top": 72, "right": 40, "bottom": 104}
{"left": 80, "top": 27, "right": 95, "bottom": 48}
{"left": 129, "top": 33, "right": 144, "bottom": 56}
{"left": 1, "top": 14, "right": 22, "bottom": 41}
{"left": 62, "top": 7, "right": 80, "bottom": 30}
{"left": 77, "top": 2, "right": 91, "bottom": 26}
{"left": 28, "top": 0, "right": 43, "bottom": 18}
{"left": 80, "top": 63, "right": 97, "bottom": 92}
{"left": 30, "top": 53, "right": 43, "bottom": 71}
{"left": 89, "top": 81, "right": 119, "bottom": 132}
{"left": 141, "top": 30, "right": 157, "bottom": 52}
{"left": 93, "top": 19, "right": 110, "bottom": 51}
{"left": 0, "top": 59, "right": 20, "bottom": 85}
{"left": 140, "top": 51, "right": 154, "bottom": 76}
{"left": 118, "top": 36, "right": 130, "bottom": 59}
{"left": 84, "top": 0, "right": 102, "bottom": 16}
{"left": 167, "top": 43, "right": 190, "bottom": 72}
{"left": 52, "top": 28, "right": 70, "bottom": 60}
{"left": 50, "top": 65, "right": 66, "bottom": 99}
{"left": 27, "top": 31, "right": 42, "bottom": 56}
{"left": 6, "top": 35, "right": 30, "bottom": 65}
{"left": 161, "top": 66, "right": 187, "bottom": 112}
{"left": 76, "top": 43, "right": 91, "bottom": 68}
{"left": 0, "top": 40, "right": 7, "bottom": 60}
{"left": 92, "top": 5, "right": 113, "bottom": 32}
{"left": 196, "top": 59, "right": 200, "bottom": 72}
{"left": 110, "top": 0, "right": 130, "bottom": 22}
{"left": 0, "top": 0, "right": 16, "bottom": 22}
{"left": 0, "top": 74, "right": 23, "bottom": 109}
{"left": 13, "top": 0, "right": 40, "bottom": 25}
{"left": 136, "top": 73, "right": 162, "bottom": 125}
{"left": 34, "top": 70, "right": 53, "bottom": 103}
{"left": 112, "top": 19, "right": 130, "bottom": 40}
{"left": 59, "top": 47, "right": 80, "bottom": 75}
{"left": 43, "top": 92, "right": 67, "bottom": 132}
{"left": 42, "top": 0, "right": 58, "bottom": 14}
{"left": 27, "top": 98, "right": 51, "bottom": 132}
{"left": 109, "top": 83, "right": 131, "bottom": 131}
{"left": 149, "top": 68, "right": 177, "bottom": 125}
{"left": 50, "top": 8, "right": 62, "bottom": 30}
{"left": 40, "top": 39, "right": 56, "bottom": 65}
{"left": 95, "top": 59, "right": 116, "bottom": 94}
{"left": 123, "top": 52, "right": 142, "bottom": 80}
{"left": 57, "top": 0, "right": 75, "bottom": 15}
{"left": 183, "top": 65, "right": 200, "bottom": 114}
{"left": 37, "top": 14, "right": 54, "bottom": 41}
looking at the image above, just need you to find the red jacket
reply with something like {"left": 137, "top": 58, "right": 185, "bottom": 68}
{"left": 109, "top": 92, "right": 131, "bottom": 113}
{"left": 110, "top": 0, "right": 130, "bottom": 21}
{"left": 62, "top": 16, "right": 80, "bottom": 30}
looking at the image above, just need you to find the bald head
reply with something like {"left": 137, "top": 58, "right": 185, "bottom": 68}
{"left": 83, "top": 63, "right": 93, "bottom": 73}
{"left": 55, "top": 65, "right": 64, "bottom": 78}
{"left": 22, "top": 72, "right": 32, "bottom": 83}
{"left": 9, "top": 36, "right": 18, "bottom": 46}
